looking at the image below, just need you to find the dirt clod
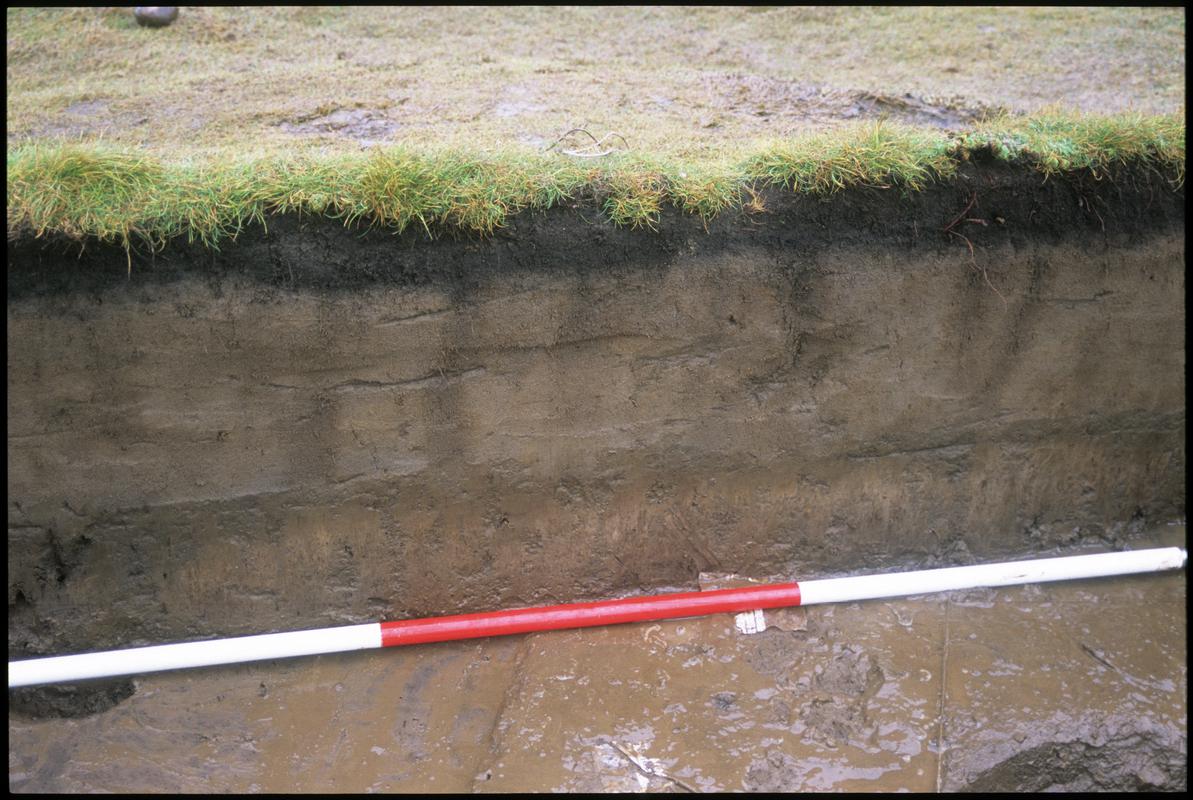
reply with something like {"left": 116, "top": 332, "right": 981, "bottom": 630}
{"left": 962, "top": 733, "right": 1187, "bottom": 792}
{"left": 10, "top": 680, "right": 136, "bottom": 719}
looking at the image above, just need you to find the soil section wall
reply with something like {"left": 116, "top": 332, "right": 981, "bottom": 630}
{"left": 7, "top": 165, "right": 1185, "bottom": 658}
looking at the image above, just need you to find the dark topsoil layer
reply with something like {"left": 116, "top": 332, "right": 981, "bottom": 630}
{"left": 8, "top": 158, "right": 1185, "bottom": 297}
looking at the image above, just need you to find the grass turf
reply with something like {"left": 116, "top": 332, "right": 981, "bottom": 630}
{"left": 7, "top": 113, "right": 1184, "bottom": 252}
{"left": 8, "top": 8, "right": 1183, "bottom": 252}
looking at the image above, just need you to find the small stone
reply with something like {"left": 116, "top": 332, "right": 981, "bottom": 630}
{"left": 134, "top": 7, "right": 179, "bottom": 28}
{"left": 768, "top": 606, "right": 808, "bottom": 632}
{"left": 1135, "top": 764, "right": 1167, "bottom": 787}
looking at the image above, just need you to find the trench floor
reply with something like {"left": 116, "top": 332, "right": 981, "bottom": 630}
{"left": 9, "top": 526, "right": 1186, "bottom": 792}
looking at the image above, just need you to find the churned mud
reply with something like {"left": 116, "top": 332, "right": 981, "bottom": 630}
{"left": 272, "top": 83, "right": 994, "bottom": 147}
{"left": 8, "top": 8, "right": 1184, "bottom": 154}
{"left": 8, "top": 527, "right": 1185, "bottom": 792}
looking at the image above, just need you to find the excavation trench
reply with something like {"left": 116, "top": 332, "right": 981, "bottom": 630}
{"left": 6, "top": 162, "right": 1186, "bottom": 789}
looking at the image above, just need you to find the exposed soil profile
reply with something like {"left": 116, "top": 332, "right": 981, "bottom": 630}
{"left": 6, "top": 163, "right": 1185, "bottom": 722}
{"left": 6, "top": 8, "right": 1185, "bottom": 793}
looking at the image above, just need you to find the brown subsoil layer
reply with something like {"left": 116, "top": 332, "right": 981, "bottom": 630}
{"left": 6, "top": 161, "right": 1185, "bottom": 719}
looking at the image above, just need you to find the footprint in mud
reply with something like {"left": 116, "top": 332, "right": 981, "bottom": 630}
{"left": 743, "top": 749, "right": 806, "bottom": 792}
{"left": 787, "top": 647, "right": 887, "bottom": 747}
{"left": 388, "top": 660, "right": 441, "bottom": 762}
{"left": 814, "top": 647, "right": 885, "bottom": 699}
{"left": 740, "top": 628, "right": 806, "bottom": 680}
{"left": 798, "top": 695, "right": 873, "bottom": 747}
{"left": 711, "top": 691, "right": 737, "bottom": 711}
{"left": 279, "top": 107, "right": 400, "bottom": 143}
{"left": 699, "top": 73, "right": 1001, "bottom": 130}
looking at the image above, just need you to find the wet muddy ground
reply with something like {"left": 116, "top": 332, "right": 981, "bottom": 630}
{"left": 9, "top": 525, "right": 1185, "bottom": 792}
{"left": 273, "top": 82, "right": 997, "bottom": 150}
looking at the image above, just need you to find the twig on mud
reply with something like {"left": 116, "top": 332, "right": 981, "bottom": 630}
{"left": 564, "top": 132, "right": 630, "bottom": 157}
{"left": 545, "top": 127, "right": 601, "bottom": 152}
{"left": 609, "top": 741, "right": 698, "bottom": 793}
{"left": 1080, "top": 642, "right": 1120, "bottom": 673}
{"left": 885, "top": 603, "right": 913, "bottom": 628}
{"left": 545, "top": 128, "right": 630, "bottom": 158}
{"left": 560, "top": 148, "right": 619, "bottom": 158}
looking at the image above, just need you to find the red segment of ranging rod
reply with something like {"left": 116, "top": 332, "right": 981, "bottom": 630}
{"left": 380, "top": 583, "right": 802, "bottom": 647}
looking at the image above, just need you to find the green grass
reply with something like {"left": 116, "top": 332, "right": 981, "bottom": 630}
{"left": 7, "top": 113, "right": 1184, "bottom": 252}
{"left": 955, "top": 113, "right": 1186, "bottom": 181}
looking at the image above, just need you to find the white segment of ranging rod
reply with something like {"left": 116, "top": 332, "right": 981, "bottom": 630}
{"left": 7, "top": 622, "right": 381, "bottom": 689}
{"left": 797, "top": 546, "right": 1186, "bottom": 606}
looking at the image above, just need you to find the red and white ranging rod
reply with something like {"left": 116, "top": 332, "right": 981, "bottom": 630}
{"left": 8, "top": 546, "right": 1185, "bottom": 689}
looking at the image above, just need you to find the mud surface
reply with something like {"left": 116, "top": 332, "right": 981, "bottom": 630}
{"left": 6, "top": 68, "right": 1015, "bottom": 150}
{"left": 272, "top": 84, "right": 994, "bottom": 147}
{"left": 8, "top": 527, "right": 1185, "bottom": 792}
{"left": 7, "top": 166, "right": 1185, "bottom": 685}
{"left": 9, "top": 8, "right": 1184, "bottom": 155}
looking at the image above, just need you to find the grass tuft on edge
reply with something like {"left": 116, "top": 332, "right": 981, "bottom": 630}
{"left": 954, "top": 110, "right": 1185, "bottom": 183}
{"left": 7, "top": 114, "right": 1184, "bottom": 254}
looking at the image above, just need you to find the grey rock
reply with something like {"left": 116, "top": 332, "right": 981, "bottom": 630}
{"left": 134, "top": 7, "right": 179, "bottom": 28}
